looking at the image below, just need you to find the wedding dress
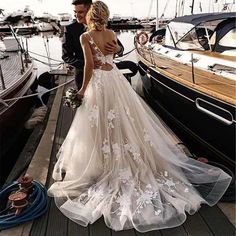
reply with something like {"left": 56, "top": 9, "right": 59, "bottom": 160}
{"left": 48, "top": 33, "right": 232, "bottom": 232}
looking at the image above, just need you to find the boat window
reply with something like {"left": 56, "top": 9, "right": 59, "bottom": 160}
{"left": 165, "top": 20, "right": 229, "bottom": 51}
{"left": 175, "top": 54, "right": 182, "bottom": 58}
{"left": 209, "top": 32, "right": 216, "bottom": 46}
{"left": 218, "top": 29, "right": 236, "bottom": 48}
{"left": 176, "top": 28, "right": 203, "bottom": 50}
{"left": 165, "top": 22, "right": 204, "bottom": 50}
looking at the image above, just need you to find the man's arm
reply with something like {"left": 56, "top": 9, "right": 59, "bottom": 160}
{"left": 104, "top": 32, "right": 124, "bottom": 57}
{"left": 62, "top": 26, "right": 84, "bottom": 69}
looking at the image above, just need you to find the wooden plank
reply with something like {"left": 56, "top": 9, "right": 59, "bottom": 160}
{"left": 183, "top": 212, "right": 213, "bottom": 236}
{"left": 45, "top": 199, "right": 68, "bottom": 236}
{"left": 30, "top": 88, "right": 67, "bottom": 236}
{"left": 30, "top": 97, "right": 65, "bottom": 235}
{"left": 199, "top": 205, "right": 235, "bottom": 236}
{"left": 112, "top": 229, "right": 136, "bottom": 236}
{"left": 218, "top": 203, "right": 236, "bottom": 226}
{"left": 30, "top": 77, "right": 70, "bottom": 236}
{"left": 160, "top": 225, "right": 188, "bottom": 236}
{"left": 67, "top": 220, "right": 89, "bottom": 236}
{"left": 193, "top": 50, "right": 236, "bottom": 62}
{"left": 135, "top": 230, "right": 162, "bottom": 236}
{"left": 30, "top": 198, "right": 52, "bottom": 236}
{"left": 49, "top": 69, "right": 68, "bottom": 75}
{"left": 90, "top": 217, "right": 111, "bottom": 236}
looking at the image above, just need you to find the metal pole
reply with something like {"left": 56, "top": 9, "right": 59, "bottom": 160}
{"left": 0, "top": 64, "right": 6, "bottom": 90}
{"left": 156, "top": 0, "right": 159, "bottom": 30}
{"left": 25, "top": 37, "right": 29, "bottom": 68}
{"left": 20, "top": 51, "right": 25, "bottom": 74}
{"left": 191, "top": 0, "right": 195, "bottom": 14}
{"left": 191, "top": 53, "right": 195, "bottom": 84}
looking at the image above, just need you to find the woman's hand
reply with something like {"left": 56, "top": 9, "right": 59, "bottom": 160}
{"left": 77, "top": 89, "right": 84, "bottom": 101}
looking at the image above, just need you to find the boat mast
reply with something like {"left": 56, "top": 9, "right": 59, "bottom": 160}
{"left": 191, "top": 0, "right": 195, "bottom": 14}
{"left": 156, "top": 0, "right": 159, "bottom": 30}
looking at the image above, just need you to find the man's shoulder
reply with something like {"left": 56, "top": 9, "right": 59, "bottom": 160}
{"left": 65, "top": 21, "right": 85, "bottom": 31}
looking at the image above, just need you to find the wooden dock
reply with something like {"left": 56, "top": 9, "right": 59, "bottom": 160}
{"left": 1, "top": 74, "right": 235, "bottom": 236}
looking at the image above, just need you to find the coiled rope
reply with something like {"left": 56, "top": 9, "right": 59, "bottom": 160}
{"left": 0, "top": 180, "right": 48, "bottom": 230}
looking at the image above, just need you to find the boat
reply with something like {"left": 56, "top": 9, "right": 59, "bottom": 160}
{"left": 0, "top": 35, "right": 38, "bottom": 185}
{"left": 58, "top": 13, "right": 73, "bottom": 27}
{"left": 0, "top": 7, "right": 37, "bottom": 35}
{"left": 35, "top": 13, "right": 59, "bottom": 32}
{"left": 135, "top": 12, "right": 236, "bottom": 168}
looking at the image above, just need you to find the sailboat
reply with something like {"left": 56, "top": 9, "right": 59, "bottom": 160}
{"left": 0, "top": 30, "right": 37, "bottom": 185}
{"left": 135, "top": 6, "right": 236, "bottom": 168}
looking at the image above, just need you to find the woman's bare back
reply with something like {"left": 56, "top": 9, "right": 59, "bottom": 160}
{"left": 86, "top": 29, "right": 117, "bottom": 71}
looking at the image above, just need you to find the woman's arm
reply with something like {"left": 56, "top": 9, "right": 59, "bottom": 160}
{"left": 78, "top": 33, "right": 94, "bottom": 96}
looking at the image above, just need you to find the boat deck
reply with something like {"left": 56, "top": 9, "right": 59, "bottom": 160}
{"left": 1, "top": 75, "right": 235, "bottom": 236}
{"left": 0, "top": 52, "right": 24, "bottom": 91}
{"left": 137, "top": 48, "right": 236, "bottom": 106}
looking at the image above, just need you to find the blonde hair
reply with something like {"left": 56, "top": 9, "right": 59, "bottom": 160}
{"left": 86, "top": 1, "right": 110, "bottom": 31}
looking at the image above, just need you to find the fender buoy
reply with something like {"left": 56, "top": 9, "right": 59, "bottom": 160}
{"left": 136, "top": 31, "right": 149, "bottom": 45}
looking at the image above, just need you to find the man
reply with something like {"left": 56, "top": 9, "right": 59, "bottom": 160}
{"left": 62, "top": 0, "right": 124, "bottom": 89}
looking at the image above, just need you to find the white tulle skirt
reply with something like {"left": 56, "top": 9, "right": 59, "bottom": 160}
{"left": 48, "top": 66, "right": 232, "bottom": 232}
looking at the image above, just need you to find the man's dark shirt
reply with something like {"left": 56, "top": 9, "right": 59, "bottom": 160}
{"left": 62, "top": 21, "right": 85, "bottom": 70}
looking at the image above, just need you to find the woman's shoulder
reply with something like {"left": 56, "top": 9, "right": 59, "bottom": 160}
{"left": 80, "top": 32, "right": 90, "bottom": 43}
{"left": 106, "top": 29, "right": 116, "bottom": 36}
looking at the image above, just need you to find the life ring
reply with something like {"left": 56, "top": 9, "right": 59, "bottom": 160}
{"left": 136, "top": 31, "right": 149, "bottom": 45}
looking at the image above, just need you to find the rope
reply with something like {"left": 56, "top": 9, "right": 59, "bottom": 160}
{"left": 28, "top": 50, "right": 63, "bottom": 62}
{"left": 114, "top": 48, "right": 136, "bottom": 61}
{"left": 31, "top": 56, "right": 64, "bottom": 67}
{"left": 1, "top": 78, "right": 74, "bottom": 105}
{"left": 0, "top": 181, "right": 48, "bottom": 230}
{"left": 1, "top": 46, "right": 136, "bottom": 105}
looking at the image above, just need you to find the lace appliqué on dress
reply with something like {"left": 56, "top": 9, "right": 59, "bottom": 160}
{"left": 88, "top": 105, "right": 99, "bottom": 127}
{"left": 135, "top": 184, "right": 162, "bottom": 215}
{"left": 156, "top": 171, "right": 191, "bottom": 193}
{"left": 102, "top": 139, "right": 111, "bottom": 159}
{"left": 124, "top": 142, "right": 142, "bottom": 164}
{"left": 143, "top": 129, "right": 154, "bottom": 147}
{"left": 125, "top": 106, "right": 135, "bottom": 122}
{"left": 108, "top": 109, "right": 116, "bottom": 129}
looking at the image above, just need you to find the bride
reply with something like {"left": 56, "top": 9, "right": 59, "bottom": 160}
{"left": 48, "top": 1, "right": 231, "bottom": 232}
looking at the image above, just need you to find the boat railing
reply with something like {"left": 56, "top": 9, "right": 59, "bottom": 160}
{"left": 0, "top": 64, "right": 6, "bottom": 90}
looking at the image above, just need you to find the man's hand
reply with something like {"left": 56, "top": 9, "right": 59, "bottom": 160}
{"left": 104, "top": 40, "right": 121, "bottom": 55}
